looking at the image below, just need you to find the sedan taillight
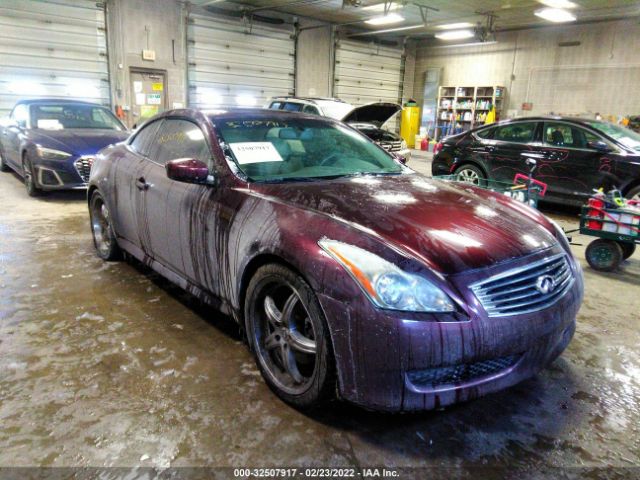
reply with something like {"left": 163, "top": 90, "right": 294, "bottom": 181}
{"left": 433, "top": 142, "right": 444, "bottom": 156}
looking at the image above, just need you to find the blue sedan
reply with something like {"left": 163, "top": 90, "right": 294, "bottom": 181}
{"left": 0, "top": 99, "right": 128, "bottom": 196}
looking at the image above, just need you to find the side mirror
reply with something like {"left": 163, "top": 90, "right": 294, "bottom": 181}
{"left": 392, "top": 152, "right": 407, "bottom": 164}
{"left": 586, "top": 140, "right": 612, "bottom": 153}
{"left": 166, "top": 158, "right": 211, "bottom": 184}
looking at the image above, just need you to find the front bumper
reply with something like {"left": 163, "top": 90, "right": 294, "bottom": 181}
{"left": 33, "top": 157, "right": 89, "bottom": 190}
{"left": 317, "top": 249, "right": 584, "bottom": 412}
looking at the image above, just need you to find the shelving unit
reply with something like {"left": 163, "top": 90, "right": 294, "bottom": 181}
{"left": 435, "top": 85, "right": 505, "bottom": 140}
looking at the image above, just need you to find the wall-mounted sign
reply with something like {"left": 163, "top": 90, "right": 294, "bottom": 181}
{"left": 522, "top": 102, "right": 533, "bottom": 111}
{"left": 151, "top": 83, "right": 164, "bottom": 91}
{"left": 147, "top": 93, "right": 162, "bottom": 105}
{"left": 142, "top": 49, "right": 156, "bottom": 61}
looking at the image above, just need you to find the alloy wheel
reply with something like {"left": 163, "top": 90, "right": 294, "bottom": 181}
{"left": 252, "top": 282, "right": 318, "bottom": 395}
{"left": 456, "top": 168, "right": 480, "bottom": 185}
{"left": 91, "top": 196, "right": 115, "bottom": 257}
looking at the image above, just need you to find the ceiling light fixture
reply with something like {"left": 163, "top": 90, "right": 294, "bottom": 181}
{"left": 534, "top": 7, "right": 576, "bottom": 22}
{"left": 435, "top": 22, "right": 475, "bottom": 30}
{"left": 435, "top": 29, "right": 475, "bottom": 40}
{"left": 365, "top": 12, "right": 404, "bottom": 25}
{"left": 349, "top": 23, "right": 425, "bottom": 36}
{"left": 362, "top": 2, "right": 400, "bottom": 12}
{"left": 537, "top": 0, "right": 578, "bottom": 8}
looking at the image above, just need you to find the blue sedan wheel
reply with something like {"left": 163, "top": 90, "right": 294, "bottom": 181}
{"left": 22, "top": 155, "right": 41, "bottom": 197}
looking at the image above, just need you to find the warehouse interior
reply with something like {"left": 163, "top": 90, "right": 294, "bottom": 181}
{"left": 0, "top": 0, "right": 639, "bottom": 477}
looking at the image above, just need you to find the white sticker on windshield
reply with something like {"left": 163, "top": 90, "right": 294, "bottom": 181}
{"left": 37, "top": 119, "right": 63, "bottom": 130}
{"left": 229, "top": 142, "right": 283, "bottom": 164}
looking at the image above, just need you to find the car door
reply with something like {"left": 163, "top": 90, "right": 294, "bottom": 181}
{"left": 114, "top": 119, "right": 163, "bottom": 247}
{"left": 482, "top": 121, "right": 541, "bottom": 184}
{"left": 137, "top": 118, "right": 213, "bottom": 279}
{"left": 539, "top": 121, "right": 614, "bottom": 200}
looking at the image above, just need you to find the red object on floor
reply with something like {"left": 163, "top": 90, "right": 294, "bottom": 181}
{"left": 420, "top": 137, "right": 429, "bottom": 151}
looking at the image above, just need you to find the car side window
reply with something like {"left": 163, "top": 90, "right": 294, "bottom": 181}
{"left": 11, "top": 104, "right": 29, "bottom": 128}
{"left": 302, "top": 105, "right": 320, "bottom": 115}
{"left": 475, "top": 127, "right": 495, "bottom": 139}
{"left": 130, "top": 120, "right": 163, "bottom": 157}
{"left": 493, "top": 122, "right": 537, "bottom": 144}
{"left": 269, "top": 102, "right": 282, "bottom": 110}
{"left": 282, "top": 102, "right": 303, "bottom": 112}
{"left": 543, "top": 123, "right": 574, "bottom": 147}
{"left": 151, "top": 119, "right": 211, "bottom": 166}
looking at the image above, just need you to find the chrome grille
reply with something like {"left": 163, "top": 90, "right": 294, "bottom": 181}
{"left": 471, "top": 254, "right": 574, "bottom": 317}
{"left": 74, "top": 156, "right": 94, "bottom": 183}
{"left": 407, "top": 354, "right": 520, "bottom": 388}
{"left": 378, "top": 140, "right": 402, "bottom": 152}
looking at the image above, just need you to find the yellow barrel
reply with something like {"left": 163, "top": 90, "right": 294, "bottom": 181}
{"left": 400, "top": 105, "right": 420, "bottom": 148}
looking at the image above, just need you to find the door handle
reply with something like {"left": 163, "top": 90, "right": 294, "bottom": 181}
{"left": 135, "top": 177, "right": 150, "bottom": 191}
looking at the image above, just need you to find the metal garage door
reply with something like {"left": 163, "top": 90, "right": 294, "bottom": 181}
{"left": 0, "top": 0, "right": 110, "bottom": 117}
{"left": 334, "top": 39, "right": 404, "bottom": 105}
{"left": 334, "top": 39, "right": 404, "bottom": 130}
{"left": 187, "top": 12, "right": 295, "bottom": 109}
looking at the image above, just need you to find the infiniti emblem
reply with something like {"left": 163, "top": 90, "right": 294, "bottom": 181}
{"left": 535, "top": 275, "right": 556, "bottom": 295}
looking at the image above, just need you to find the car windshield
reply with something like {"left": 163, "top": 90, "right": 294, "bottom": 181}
{"left": 30, "top": 104, "right": 124, "bottom": 131}
{"left": 214, "top": 116, "right": 403, "bottom": 182}
{"left": 586, "top": 121, "right": 640, "bottom": 152}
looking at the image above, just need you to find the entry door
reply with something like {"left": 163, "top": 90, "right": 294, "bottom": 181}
{"left": 484, "top": 121, "right": 541, "bottom": 184}
{"left": 539, "top": 121, "right": 610, "bottom": 200}
{"left": 129, "top": 70, "right": 166, "bottom": 128}
{"left": 139, "top": 118, "right": 213, "bottom": 280}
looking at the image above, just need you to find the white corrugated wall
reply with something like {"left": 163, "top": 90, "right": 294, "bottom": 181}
{"left": 0, "top": 0, "right": 110, "bottom": 117}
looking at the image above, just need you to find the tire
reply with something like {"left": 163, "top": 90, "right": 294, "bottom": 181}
{"left": 23, "top": 155, "right": 41, "bottom": 197}
{"left": 245, "top": 264, "right": 336, "bottom": 409}
{"left": 454, "top": 164, "right": 486, "bottom": 187}
{"left": 585, "top": 239, "right": 623, "bottom": 272}
{"left": 625, "top": 185, "right": 640, "bottom": 203}
{"left": 0, "top": 146, "right": 8, "bottom": 172}
{"left": 617, "top": 241, "right": 636, "bottom": 261}
{"left": 89, "top": 190, "right": 122, "bottom": 261}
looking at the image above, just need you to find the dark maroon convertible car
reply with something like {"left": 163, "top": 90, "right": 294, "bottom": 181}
{"left": 88, "top": 109, "right": 583, "bottom": 411}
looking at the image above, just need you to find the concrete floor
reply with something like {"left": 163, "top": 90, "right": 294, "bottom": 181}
{"left": 0, "top": 165, "right": 639, "bottom": 477}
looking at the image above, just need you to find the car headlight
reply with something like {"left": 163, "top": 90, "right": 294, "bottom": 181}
{"left": 548, "top": 218, "right": 571, "bottom": 252}
{"left": 319, "top": 239, "right": 455, "bottom": 313}
{"left": 36, "top": 146, "right": 71, "bottom": 160}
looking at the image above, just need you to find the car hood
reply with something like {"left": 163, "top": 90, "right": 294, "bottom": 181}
{"left": 31, "top": 129, "right": 129, "bottom": 157}
{"left": 256, "top": 174, "right": 557, "bottom": 275}
{"left": 341, "top": 103, "right": 401, "bottom": 128}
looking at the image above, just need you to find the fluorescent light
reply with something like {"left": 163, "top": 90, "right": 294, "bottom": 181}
{"left": 435, "top": 29, "right": 475, "bottom": 40}
{"left": 362, "top": 2, "right": 400, "bottom": 12}
{"left": 365, "top": 13, "right": 404, "bottom": 25}
{"left": 435, "top": 22, "right": 474, "bottom": 30}
{"left": 534, "top": 7, "right": 576, "bottom": 22}
{"left": 538, "top": 0, "right": 577, "bottom": 8}
{"left": 349, "top": 23, "right": 425, "bottom": 36}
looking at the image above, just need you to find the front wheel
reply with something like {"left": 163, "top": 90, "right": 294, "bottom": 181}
{"left": 23, "top": 156, "right": 41, "bottom": 197}
{"left": 454, "top": 164, "right": 486, "bottom": 187}
{"left": 89, "top": 191, "right": 121, "bottom": 261}
{"left": 0, "top": 147, "right": 9, "bottom": 172}
{"left": 617, "top": 241, "right": 636, "bottom": 261}
{"left": 245, "top": 264, "right": 336, "bottom": 409}
{"left": 585, "top": 239, "right": 622, "bottom": 272}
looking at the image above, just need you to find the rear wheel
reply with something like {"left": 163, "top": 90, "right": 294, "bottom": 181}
{"left": 585, "top": 239, "right": 623, "bottom": 272}
{"left": 617, "top": 241, "right": 636, "bottom": 261}
{"left": 23, "top": 155, "right": 41, "bottom": 197}
{"left": 89, "top": 191, "right": 121, "bottom": 261}
{"left": 454, "top": 164, "right": 486, "bottom": 187}
{"left": 245, "top": 264, "right": 336, "bottom": 409}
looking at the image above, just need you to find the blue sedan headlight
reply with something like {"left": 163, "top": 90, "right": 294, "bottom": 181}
{"left": 36, "top": 145, "right": 72, "bottom": 160}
